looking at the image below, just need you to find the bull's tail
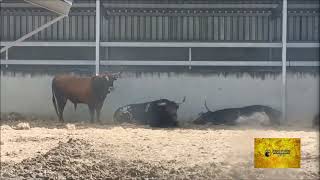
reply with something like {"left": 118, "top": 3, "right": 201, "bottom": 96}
{"left": 52, "top": 81, "right": 60, "bottom": 119}
{"left": 74, "top": 103, "right": 77, "bottom": 111}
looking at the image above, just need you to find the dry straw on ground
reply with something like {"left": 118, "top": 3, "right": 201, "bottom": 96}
{"left": 0, "top": 125, "right": 13, "bottom": 130}
{"left": 0, "top": 119, "right": 319, "bottom": 180}
{"left": 65, "top": 123, "right": 76, "bottom": 130}
{"left": 14, "top": 123, "right": 31, "bottom": 130}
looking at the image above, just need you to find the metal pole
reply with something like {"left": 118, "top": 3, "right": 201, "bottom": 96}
{"left": 106, "top": 48, "right": 109, "bottom": 61}
{"left": 189, "top": 48, "right": 192, "bottom": 70}
{"left": 95, "top": 0, "right": 100, "bottom": 76}
{"left": 268, "top": 16, "right": 273, "bottom": 61}
{"left": 5, "top": 50, "right": 9, "bottom": 68}
{"left": 0, "top": 15, "right": 66, "bottom": 54}
{"left": 281, "top": 0, "right": 288, "bottom": 124}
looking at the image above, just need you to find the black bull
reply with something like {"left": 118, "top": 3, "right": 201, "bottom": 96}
{"left": 193, "top": 101, "right": 281, "bottom": 125}
{"left": 113, "top": 97, "right": 186, "bottom": 127}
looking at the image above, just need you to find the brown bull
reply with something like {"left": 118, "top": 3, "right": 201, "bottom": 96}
{"left": 52, "top": 73, "right": 119, "bottom": 123}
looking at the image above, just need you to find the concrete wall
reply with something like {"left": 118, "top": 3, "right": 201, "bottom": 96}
{"left": 1, "top": 71, "right": 319, "bottom": 127}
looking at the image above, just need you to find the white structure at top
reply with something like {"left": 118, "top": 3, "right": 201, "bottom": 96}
{"left": 0, "top": 0, "right": 72, "bottom": 54}
{"left": 24, "top": 0, "right": 72, "bottom": 15}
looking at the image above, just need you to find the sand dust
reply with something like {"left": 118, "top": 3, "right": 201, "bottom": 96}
{"left": 0, "top": 118, "right": 319, "bottom": 179}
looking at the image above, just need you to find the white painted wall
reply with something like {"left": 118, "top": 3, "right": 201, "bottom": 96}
{"left": 1, "top": 71, "right": 318, "bottom": 126}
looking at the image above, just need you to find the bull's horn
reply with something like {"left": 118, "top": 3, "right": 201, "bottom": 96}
{"left": 178, "top": 96, "right": 186, "bottom": 104}
{"left": 102, "top": 74, "right": 110, "bottom": 81}
{"left": 204, "top": 100, "right": 212, "bottom": 112}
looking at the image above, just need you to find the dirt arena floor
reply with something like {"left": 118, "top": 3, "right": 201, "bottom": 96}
{"left": 0, "top": 115, "right": 319, "bottom": 179}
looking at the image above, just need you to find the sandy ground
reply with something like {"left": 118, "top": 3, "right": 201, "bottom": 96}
{"left": 0, "top": 118, "right": 319, "bottom": 179}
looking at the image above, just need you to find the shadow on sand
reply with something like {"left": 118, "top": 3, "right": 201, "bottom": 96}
{"left": 1, "top": 112, "right": 318, "bottom": 133}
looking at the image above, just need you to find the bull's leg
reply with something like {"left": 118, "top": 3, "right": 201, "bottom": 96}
{"left": 88, "top": 105, "right": 95, "bottom": 123}
{"left": 58, "top": 98, "right": 67, "bottom": 122}
{"left": 95, "top": 103, "right": 103, "bottom": 123}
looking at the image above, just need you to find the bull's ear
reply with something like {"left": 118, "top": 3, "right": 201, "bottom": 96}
{"left": 178, "top": 96, "right": 186, "bottom": 104}
{"left": 103, "top": 74, "right": 110, "bottom": 81}
{"left": 157, "top": 102, "right": 167, "bottom": 106}
{"left": 182, "top": 96, "right": 186, "bottom": 103}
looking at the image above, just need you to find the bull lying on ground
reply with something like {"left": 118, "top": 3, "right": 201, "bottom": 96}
{"left": 193, "top": 101, "right": 281, "bottom": 126}
{"left": 52, "top": 73, "right": 119, "bottom": 123}
{"left": 113, "top": 97, "right": 186, "bottom": 127}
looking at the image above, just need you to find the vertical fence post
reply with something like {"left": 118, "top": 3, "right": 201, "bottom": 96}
{"left": 5, "top": 50, "right": 9, "bottom": 68}
{"left": 189, "top": 47, "right": 192, "bottom": 70}
{"left": 281, "top": 0, "right": 288, "bottom": 124}
{"left": 95, "top": 0, "right": 100, "bottom": 75}
{"left": 268, "top": 15, "right": 273, "bottom": 61}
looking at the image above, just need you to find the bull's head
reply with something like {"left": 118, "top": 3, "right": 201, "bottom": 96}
{"left": 156, "top": 100, "right": 179, "bottom": 122}
{"left": 92, "top": 72, "right": 121, "bottom": 96}
{"left": 100, "top": 72, "right": 121, "bottom": 81}
{"left": 156, "top": 97, "right": 186, "bottom": 121}
{"left": 97, "top": 72, "right": 122, "bottom": 91}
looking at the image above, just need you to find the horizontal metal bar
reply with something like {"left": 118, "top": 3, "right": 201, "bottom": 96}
{"left": 1, "top": 42, "right": 96, "bottom": 47}
{"left": 0, "top": 11, "right": 95, "bottom": 16}
{"left": 287, "top": 43, "right": 320, "bottom": 48}
{"left": 103, "top": 3, "right": 280, "bottom": 9}
{"left": 0, "top": 2, "right": 95, "bottom": 8}
{"left": 0, "top": 3, "right": 276, "bottom": 9}
{"left": 101, "top": 60, "right": 285, "bottom": 66}
{"left": 289, "top": 61, "right": 320, "bottom": 67}
{"left": 2, "top": 9, "right": 318, "bottom": 17}
{"left": 1, "top": 60, "right": 318, "bottom": 67}
{"left": 288, "top": 4, "right": 320, "bottom": 9}
{"left": 0, "top": 60, "right": 94, "bottom": 65}
{"left": 101, "top": 60, "right": 186, "bottom": 66}
{"left": 101, "top": 60, "right": 318, "bottom": 67}
{"left": 100, "top": 42, "right": 283, "bottom": 48}
{"left": 2, "top": 3, "right": 319, "bottom": 9}
{"left": 1, "top": 42, "right": 319, "bottom": 48}
{"left": 191, "top": 61, "right": 284, "bottom": 66}
{"left": 107, "top": 11, "right": 273, "bottom": 17}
